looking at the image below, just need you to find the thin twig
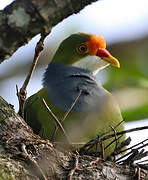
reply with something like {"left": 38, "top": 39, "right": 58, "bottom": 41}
{"left": 120, "top": 138, "right": 148, "bottom": 154}
{"left": 80, "top": 120, "right": 125, "bottom": 152}
{"left": 51, "top": 90, "right": 82, "bottom": 139}
{"left": 134, "top": 167, "right": 141, "bottom": 180}
{"left": 109, "top": 137, "right": 131, "bottom": 158}
{"left": 80, "top": 125, "right": 148, "bottom": 152}
{"left": 105, "top": 135, "right": 122, "bottom": 151}
{"left": 101, "top": 135, "right": 124, "bottom": 160}
{"left": 119, "top": 142, "right": 148, "bottom": 163}
{"left": 133, "top": 150, "right": 148, "bottom": 162}
{"left": 17, "top": 31, "right": 49, "bottom": 118}
{"left": 42, "top": 98, "right": 71, "bottom": 144}
{"left": 118, "top": 149, "right": 139, "bottom": 164}
{"left": 110, "top": 125, "right": 118, "bottom": 150}
{"left": 137, "top": 163, "right": 148, "bottom": 171}
{"left": 68, "top": 154, "right": 79, "bottom": 180}
{"left": 21, "top": 143, "right": 48, "bottom": 180}
{"left": 62, "top": 90, "right": 82, "bottom": 122}
{"left": 116, "top": 142, "right": 148, "bottom": 163}
{"left": 137, "top": 159, "right": 148, "bottom": 164}
{"left": 100, "top": 143, "right": 104, "bottom": 159}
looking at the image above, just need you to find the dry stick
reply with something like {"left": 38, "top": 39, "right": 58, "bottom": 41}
{"left": 137, "top": 163, "right": 148, "bottom": 171}
{"left": 100, "top": 143, "right": 104, "bottom": 159}
{"left": 68, "top": 154, "right": 79, "bottom": 180}
{"left": 116, "top": 149, "right": 139, "bottom": 164}
{"left": 110, "top": 125, "right": 118, "bottom": 151}
{"left": 42, "top": 98, "right": 71, "bottom": 144}
{"left": 137, "top": 167, "right": 141, "bottom": 180}
{"left": 104, "top": 124, "right": 125, "bottom": 159}
{"left": 105, "top": 135, "right": 123, "bottom": 151}
{"left": 118, "top": 139, "right": 148, "bottom": 161}
{"left": 51, "top": 90, "right": 82, "bottom": 139}
{"left": 62, "top": 90, "right": 82, "bottom": 122}
{"left": 120, "top": 138, "right": 148, "bottom": 154}
{"left": 134, "top": 167, "right": 141, "bottom": 180}
{"left": 84, "top": 121, "right": 124, "bottom": 153}
{"left": 137, "top": 159, "right": 148, "bottom": 164}
{"left": 17, "top": 32, "right": 49, "bottom": 118}
{"left": 80, "top": 125, "right": 148, "bottom": 152}
{"left": 108, "top": 137, "right": 131, "bottom": 158}
{"left": 107, "top": 135, "right": 130, "bottom": 161}
{"left": 21, "top": 143, "right": 48, "bottom": 180}
{"left": 116, "top": 142, "right": 148, "bottom": 163}
{"left": 99, "top": 135, "right": 122, "bottom": 160}
{"left": 99, "top": 120, "right": 124, "bottom": 139}
{"left": 80, "top": 120, "right": 125, "bottom": 152}
{"left": 125, "top": 149, "right": 145, "bottom": 164}
{"left": 133, "top": 150, "right": 148, "bottom": 162}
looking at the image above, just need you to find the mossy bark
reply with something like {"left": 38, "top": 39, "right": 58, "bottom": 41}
{"left": 0, "top": 96, "right": 148, "bottom": 179}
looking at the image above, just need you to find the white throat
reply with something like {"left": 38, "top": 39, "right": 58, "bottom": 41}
{"left": 73, "top": 56, "right": 110, "bottom": 75}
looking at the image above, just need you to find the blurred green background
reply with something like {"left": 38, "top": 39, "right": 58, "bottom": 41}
{"left": 0, "top": 0, "right": 148, "bottom": 124}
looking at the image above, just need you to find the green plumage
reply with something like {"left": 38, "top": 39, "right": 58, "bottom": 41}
{"left": 25, "top": 88, "right": 125, "bottom": 158}
{"left": 24, "top": 33, "right": 125, "bottom": 159}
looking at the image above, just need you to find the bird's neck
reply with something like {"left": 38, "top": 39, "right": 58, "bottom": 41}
{"left": 52, "top": 55, "right": 110, "bottom": 75}
{"left": 72, "top": 56, "right": 110, "bottom": 75}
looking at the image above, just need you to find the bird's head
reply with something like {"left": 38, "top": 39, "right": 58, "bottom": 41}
{"left": 52, "top": 33, "right": 120, "bottom": 74}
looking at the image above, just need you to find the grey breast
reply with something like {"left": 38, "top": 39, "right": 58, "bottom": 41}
{"left": 43, "top": 62, "right": 108, "bottom": 112}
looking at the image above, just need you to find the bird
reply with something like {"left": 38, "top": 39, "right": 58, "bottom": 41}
{"left": 24, "top": 32, "right": 125, "bottom": 159}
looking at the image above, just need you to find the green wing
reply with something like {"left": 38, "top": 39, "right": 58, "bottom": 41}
{"left": 24, "top": 88, "right": 125, "bottom": 158}
{"left": 24, "top": 88, "right": 60, "bottom": 139}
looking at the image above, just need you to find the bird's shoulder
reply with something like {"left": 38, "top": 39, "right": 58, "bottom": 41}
{"left": 43, "top": 63, "right": 109, "bottom": 112}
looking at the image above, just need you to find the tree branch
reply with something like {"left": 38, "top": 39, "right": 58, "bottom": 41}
{"left": 0, "top": 0, "right": 98, "bottom": 63}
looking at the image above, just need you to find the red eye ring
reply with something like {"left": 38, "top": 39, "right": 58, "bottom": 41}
{"left": 77, "top": 44, "right": 88, "bottom": 53}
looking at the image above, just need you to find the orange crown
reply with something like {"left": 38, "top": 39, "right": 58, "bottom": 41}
{"left": 85, "top": 35, "right": 106, "bottom": 55}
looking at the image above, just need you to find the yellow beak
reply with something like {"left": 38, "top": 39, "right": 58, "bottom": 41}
{"left": 96, "top": 48, "right": 120, "bottom": 68}
{"left": 102, "top": 55, "right": 120, "bottom": 68}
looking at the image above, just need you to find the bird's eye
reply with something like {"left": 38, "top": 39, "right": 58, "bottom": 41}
{"left": 77, "top": 44, "right": 88, "bottom": 53}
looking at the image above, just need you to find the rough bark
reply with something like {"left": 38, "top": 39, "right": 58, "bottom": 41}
{"left": 0, "top": 0, "right": 97, "bottom": 63}
{"left": 0, "top": 96, "right": 148, "bottom": 179}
